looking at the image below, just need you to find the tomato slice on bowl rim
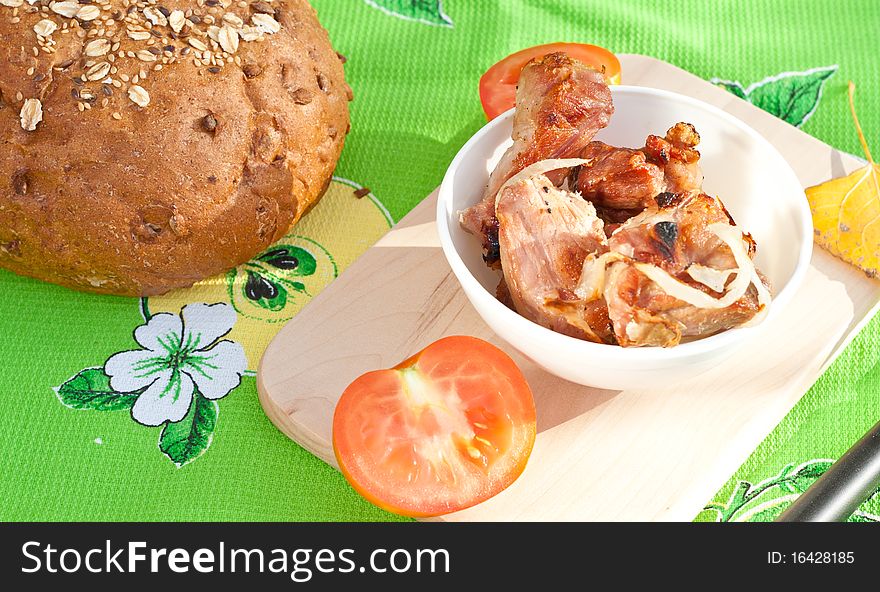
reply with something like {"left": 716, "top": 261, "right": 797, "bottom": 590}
{"left": 479, "top": 42, "right": 621, "bottom": 120}
{"left": 332, "top": 336, "right": 536, "bottom": 517}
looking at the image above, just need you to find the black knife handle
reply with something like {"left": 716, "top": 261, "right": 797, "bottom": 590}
{"left": 777, "top": 418, "right": 880, "bottom": 522}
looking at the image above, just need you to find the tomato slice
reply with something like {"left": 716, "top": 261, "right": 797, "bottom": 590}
{"left": 479, "top": 42, "right": 621, "bottom": 120}
{"left": 332, "top": 336, "right": 536, "bottom": 517}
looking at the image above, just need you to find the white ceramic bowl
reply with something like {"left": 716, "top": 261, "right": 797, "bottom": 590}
{"left": 437, "top": 86, "right": 813, "bottom": 390}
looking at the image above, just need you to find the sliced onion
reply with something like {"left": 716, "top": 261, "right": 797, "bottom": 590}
{"left": 635, "top": 263, "right": 747, "bottom": 309}
{"left": 709, "top": 222, "right": 772, "bottom": 324}
{"left": 574, "top": 252, "right": 625, "bottom": 301}
{"left": 494, "top": 158, "right": 592, "bottom": 209}
{"left": 686, "top": 264, "right": 736, "bottom": 293}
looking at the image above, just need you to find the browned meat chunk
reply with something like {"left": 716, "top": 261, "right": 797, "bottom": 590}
{"left": 460, "top": 52, "right": 614, "bottom": 267}
{"left": 643, "top": 122, "right": 703, "bottom": 194}
{"left": 573, "top": 142, "right": 665, "bottom": 211}
{"left": 572, "top": 122, "right": 704, "bottom": 222}
{"left": 496, "top": 175, "right": 614, "bottom": 343}
{"left": 603, "top": 192, "right": 765, "bottom": 347}
{"left": 603, "top": 261, "right": 763, "bottom": 347}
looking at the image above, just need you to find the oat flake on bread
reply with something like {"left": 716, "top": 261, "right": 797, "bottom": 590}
{"left": 0, "top": 0, "right": 353, "bottom": 295}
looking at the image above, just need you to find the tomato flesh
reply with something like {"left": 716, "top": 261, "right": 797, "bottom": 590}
{"left": 479, "top": 42, "right": 621, "bottom": 120}
{"left": 332, "top": 336, "right": 536, "bottom": 517}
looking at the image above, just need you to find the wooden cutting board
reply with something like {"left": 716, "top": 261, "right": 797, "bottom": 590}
{"left": 257, "top": 54, "right": 880, "bottom": 521}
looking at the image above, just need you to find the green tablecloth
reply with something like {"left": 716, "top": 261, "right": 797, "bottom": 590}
{"left": 2, "top": 0, "right": 879, "bottom": 521}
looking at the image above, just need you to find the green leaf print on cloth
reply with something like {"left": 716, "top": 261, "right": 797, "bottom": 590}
{"left": 712, "top": 66, "right": 838, "bottom": 127}
{"left": 698, "top": 459, "right": 880, "bottom": 522}
{"left": 158, "top": 393, "right": 218, "bottom": 467}
{"left": 363, "top": 0, "right": 453, "bottom": 27}
{"left": 53, "top": 303, "right": 247, "bottom": 468}
{"left": 55, "top": 368, "right": 139, "bottom": 411}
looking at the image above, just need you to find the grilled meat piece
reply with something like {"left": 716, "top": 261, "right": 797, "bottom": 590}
{"left": 460, "top": 52, "right": 614, "bottom": 267}
{"left": 573, "top": 142, "right": 666, "bottom": 211}
{"left": 496, "top": 175, "right": 614, "bottom": 343}
{"left": 603, "top": 192, "right": 764, "bottom": 347}
{"left": 573, "top": 122, "right": 704, "bottom": 222}
{"left": 642, "top": 122, "right": 703, "bottom": 194}
{"left": 608, "top": 192, "right": 752, "bottom": 274}
{"left": 603, "top": 261, "right": 763, "bottom": 347}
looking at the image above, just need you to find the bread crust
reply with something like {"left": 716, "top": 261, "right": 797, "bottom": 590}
{"left": 0, "top": 0, "right": 351, "bottom": 295}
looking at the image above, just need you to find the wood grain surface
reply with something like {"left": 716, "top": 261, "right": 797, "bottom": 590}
{"left": 257, "top": 55, "right": 880, "bottom": 521}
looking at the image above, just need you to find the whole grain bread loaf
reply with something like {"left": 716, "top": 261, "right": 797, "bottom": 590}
{"left": 0, "top": 0, "right": 351, "bottom": 295}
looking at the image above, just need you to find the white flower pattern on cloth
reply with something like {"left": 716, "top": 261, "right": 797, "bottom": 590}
{"left": 104, "top": 303, "right": 247, "bottom": 426}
